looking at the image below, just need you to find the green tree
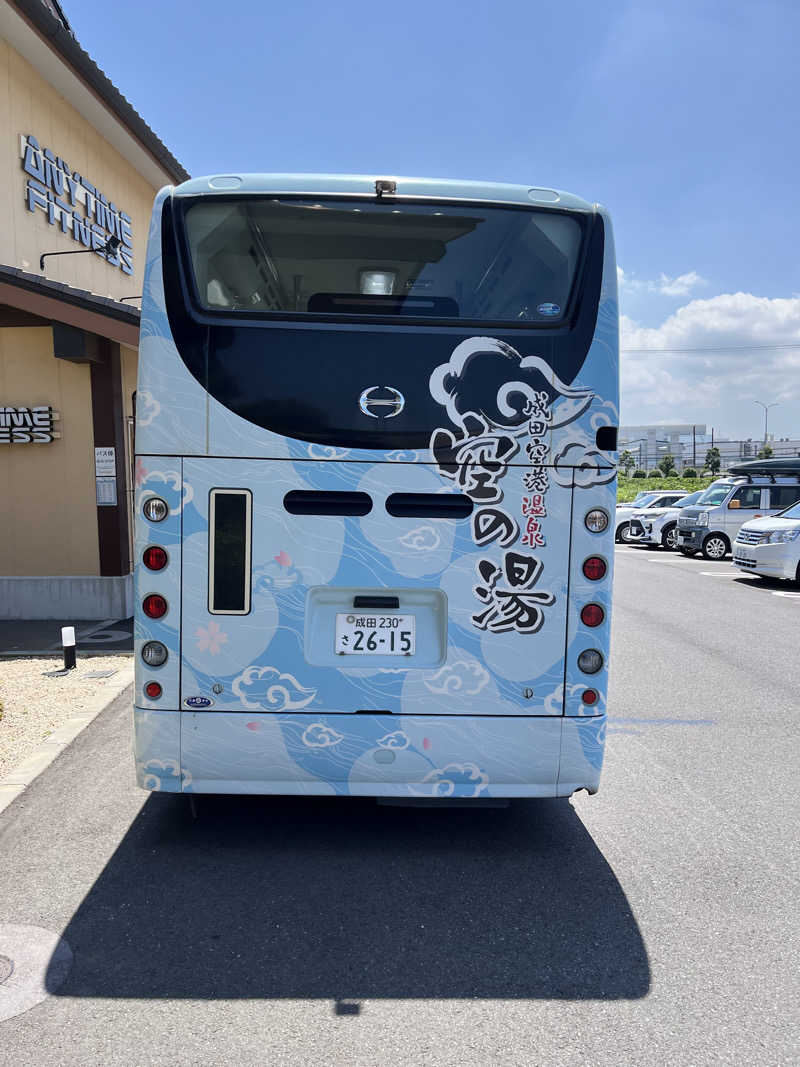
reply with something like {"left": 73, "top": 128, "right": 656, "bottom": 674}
{"left": 632, "top": 469, "right": 647, "bottom": 479}
{"left": 658, "top": 453, "right": 676, "bottom": 476}
{"left": 757, "top": 443, "right": 774, "bottom": 460}
{"left": 705, "top": 446, "right": 722, "bottom": 474}
{"left": 683, "top": 467, "right": 698, "bottom": 479}
{"left": 620, "top": 450, "right": 636, "bottom": 476}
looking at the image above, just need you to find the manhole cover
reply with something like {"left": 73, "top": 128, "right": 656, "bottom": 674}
{"left": 0, "top": 954, "right": 13, "bottom": 984}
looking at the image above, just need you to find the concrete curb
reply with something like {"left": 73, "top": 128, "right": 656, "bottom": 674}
{"left": 0, "top": 669, "right": 133, "bottom": 816}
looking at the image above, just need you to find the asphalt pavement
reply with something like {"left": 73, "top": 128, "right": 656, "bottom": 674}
{"left": 0, "top": 547, "right": 797, "bottom": 1065}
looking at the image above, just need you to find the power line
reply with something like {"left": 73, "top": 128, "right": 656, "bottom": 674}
{"left": 621, "top": 342, "right": 800, "bottom": 353}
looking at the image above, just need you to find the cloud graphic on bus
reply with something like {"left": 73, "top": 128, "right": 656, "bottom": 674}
{"left": 306, "top": 442, "right": 351, "bottom": 460}
{"left": 551, "top": 441, "right": 616, "bottom": 489}
{"left": 302, "top": 722, "right": 344, "bottom": 747}
{"left": 399, "top": 525, "right": 441, "bottom": 551}
{"left": 377, "top": 731, "right": 410, "bottom": 750}
{"left": 411, "top": 762, "right": 489, "bottom": 798}
{"left": 136, "top": 389, "right": 161, "bottom": 427}
{"left": 429, "top": 337, "right": 593, "bottom": 432}
{"left": 139, "top": 758, "right": 192, "bottom": 791}
{"left": 424, "top": 660, "right": 490, "bottom": 696}
{"left": 141, "top": 469, "right": 194, "bottom": 514}
{"left": 232, "top": 666, "right": 317, "bottom": 710}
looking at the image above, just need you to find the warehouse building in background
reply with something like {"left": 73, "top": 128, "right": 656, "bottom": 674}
{"left": 0, "top": 0, "right": 187, "bottom": 618}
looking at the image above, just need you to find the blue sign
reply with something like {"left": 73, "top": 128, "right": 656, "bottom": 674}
{"left": 537, "top": 302, "right": 561, "bottom": 316}
{"left": 21, "top": 134, "right": 134, "bottom": 276}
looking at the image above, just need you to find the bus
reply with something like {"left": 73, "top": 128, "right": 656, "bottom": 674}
{"left": 133, "top": 174, "right": 618, "bottom": 799}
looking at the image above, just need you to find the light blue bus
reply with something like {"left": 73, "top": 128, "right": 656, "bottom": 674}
{"left": 133, "top": 174, "right": 618, "bottom": 799}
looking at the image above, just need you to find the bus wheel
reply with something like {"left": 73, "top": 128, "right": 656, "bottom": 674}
{"left": 662, "top": 525, "right": 678, "bottom": 550}
{"left": 679, "top": 547, "right": 698, "bottom": 557}
{"left": 701, "top": 534, "right": 729, "bottom": 560}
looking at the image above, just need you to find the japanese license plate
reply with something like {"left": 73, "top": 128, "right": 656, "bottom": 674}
{"left": 335, "top": 613, "right": 415, "bottom": 655}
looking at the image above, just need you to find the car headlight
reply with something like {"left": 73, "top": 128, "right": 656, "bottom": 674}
{"left": 766, "top": 529, "right": 800, "bottom": 544}
{"left": 697, "top": 512, "right": 709, "bottom": 526}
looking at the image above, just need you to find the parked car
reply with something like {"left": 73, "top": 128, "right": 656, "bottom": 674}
{"left": 732, "top": 497, "right": 800, "bottom": 583}
{"left": 615, "top": 490, "right": 689, "bottom": 543}
{"left": 627, "top": 490, "right": 705, "bottom": 549}
{"left": 676, "top": 460, "right": 800, "bottom": 560}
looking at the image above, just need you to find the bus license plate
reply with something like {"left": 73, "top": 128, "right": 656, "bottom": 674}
{"left": 335, "top": 613, "right": 415, "bottom": 655}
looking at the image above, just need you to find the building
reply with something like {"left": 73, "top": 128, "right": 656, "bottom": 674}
{"left": 1, "top": 0, "right": 187, "bottom": 618}
{"left": 619, "top": 424, "right": 708, "bottom": 471}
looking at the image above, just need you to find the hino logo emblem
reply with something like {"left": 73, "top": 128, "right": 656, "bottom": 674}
{"left": 359, "top": 385, "right": 405, "bottom": 419}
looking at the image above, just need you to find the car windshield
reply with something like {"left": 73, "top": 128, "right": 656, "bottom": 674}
{"left": 696, "top": 484, "right": 733, "bottom": 506}
{"left": 625, "top": 493, "right": 658, "bottom": 508}
{"left": 676, "top": 492, "right": 702, "bottom": 507}
{"left": 778, "top": 500, "right": 800, "bottom": 521}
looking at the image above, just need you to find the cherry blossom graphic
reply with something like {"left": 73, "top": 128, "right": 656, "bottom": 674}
{"left": 135, "top": 458, "right": 148, "bottom": 487}
{"left": 195, "top": 620, "right": 229, "bottom": 655}
{"left": 274, "top": 550, "right": 292, "bottom": 567}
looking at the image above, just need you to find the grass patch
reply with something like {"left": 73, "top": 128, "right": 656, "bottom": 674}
{"left": 617, "top": 475, "right": 718, "bottom": 503}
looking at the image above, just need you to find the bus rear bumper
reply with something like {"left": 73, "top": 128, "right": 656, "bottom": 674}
{"left": 133, "top": 709, "right": 605, "bottom": 799}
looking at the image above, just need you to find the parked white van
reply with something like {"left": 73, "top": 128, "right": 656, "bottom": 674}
{"left": 733, "top": 497, "right": 800, "bottom": 583}
{"left": 676, "top": 461, "right": 800, "bottom": 560}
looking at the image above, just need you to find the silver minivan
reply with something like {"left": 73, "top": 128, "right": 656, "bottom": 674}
{"left": 676, "top": 462, "right": 800, "bottom": 560}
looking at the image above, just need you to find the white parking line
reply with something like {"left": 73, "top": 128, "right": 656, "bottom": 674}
{"left": 772, "top": 591, "right": 800, "bottom": 599}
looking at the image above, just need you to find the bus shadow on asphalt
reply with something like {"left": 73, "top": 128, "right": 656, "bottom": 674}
{"left": 52, "top": 794, "right": 650, "bottom": 1002}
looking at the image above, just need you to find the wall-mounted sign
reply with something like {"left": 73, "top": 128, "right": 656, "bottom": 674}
{"left": 0, "top": 406, "right": 59, "bottom": 444}
{"left": 94, "top": 446, "right": 116, "bottom": 477}
{"left": 20, "top": 134, "right": 134, "bottom": 275}
{"left": 95, "top": 477, "right": 118, "bottom": 507}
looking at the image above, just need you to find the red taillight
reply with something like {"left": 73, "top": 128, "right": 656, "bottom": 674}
{"left": 143, "top": 594, "right": 167, "bottom": 619}
{"left": 582, "top": 556, "right": 607, "bottom": 581}
{"left": 580, "top": 603, "right": 605, "bottom": 627}
{"left": 144, "top": 681, "right": 162, "bottom": 699}
{"left": 582, "top": 689, "right": 598, "bottom": 706}
{"left": 143, "top": 546, "right": 168, "bottom": 571}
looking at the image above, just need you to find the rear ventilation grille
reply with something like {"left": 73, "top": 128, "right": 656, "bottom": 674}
{"left": 385, "top": 493, "right": 473, "bottom": 518}
{"left": 284, "top": 491, "right": 372, "bottom": 516}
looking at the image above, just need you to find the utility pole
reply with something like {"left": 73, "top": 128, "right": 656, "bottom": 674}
{"left": 692, "top": 425, "right": 696, "bottom": 468}
{"left": 754, "top": 400, "right": 779, "bottom": 444}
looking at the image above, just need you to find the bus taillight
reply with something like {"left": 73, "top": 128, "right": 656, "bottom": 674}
{"left": 580, "top": 603, "right": 605, "bottom": 627}
{"left": 144, "top": 681, "right": 163, "bottom": 699}
{"left": 143, "top": 546, "right": 168, "bottom": 570}
{"left": 582, "top": 689, "right": 599, "bottom": 706}
{"left": 143, "top": 594, "right": 168, "bottom": 619}
{"left": 582, "top": 557, "right": 607, "bottom": 581}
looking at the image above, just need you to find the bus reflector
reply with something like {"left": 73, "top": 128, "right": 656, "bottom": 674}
{"left": 144, "top": 681, "right": 162, "bottom": 699}
{"left": 580, "top": 603, "right": 605, "bottom": 627}
{"left": 585, "top": 509, "right": 609, "bottom": 533}
{"left": 582, "top": 689, "right": 599, "bottom": 706}
{"left": 582, "top": 556, "right": 607, "bottom": 580}
{"left": 143, "top": 594, "right": 167, "bottom": 619}
{"left": 143, "top": 497, "right": 169, "bottom": 522}
{"left": 578, "top": 649, "right": 603, "bottom": 674}
{"left": 141, "top": 641, "right": 167, "bottom": 667}
{"left": 143, "top": 546, "right": 168, "bottom": 570}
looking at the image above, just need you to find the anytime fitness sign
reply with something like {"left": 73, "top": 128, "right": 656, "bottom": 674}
{"left": 0, "top": 406, "right": 59, "bottom": 444}
{"left": 20, "top": 134, "right": 134, "bottom": 275}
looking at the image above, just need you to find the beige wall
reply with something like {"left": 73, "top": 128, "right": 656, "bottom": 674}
{"left": 0, "top": 326, "right": 100, "bottom": 576}
{"left": 0, "top": 36, "right": 159, "bottom": 302}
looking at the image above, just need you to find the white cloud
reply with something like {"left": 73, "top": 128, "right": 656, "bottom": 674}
{"left": 618, "top": 266, "right": 707, "bottom": 298}
{"left": 620, "top": 292, "right": 800, "bottom": 434}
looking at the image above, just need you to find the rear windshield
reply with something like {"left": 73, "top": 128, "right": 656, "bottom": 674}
{"left": 181, "top": 197, "right": 584, "bottom": 324}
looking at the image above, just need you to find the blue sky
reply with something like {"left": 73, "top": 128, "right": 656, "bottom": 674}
{"left": 64, "top": 0, "right": 800, "bottom": 440}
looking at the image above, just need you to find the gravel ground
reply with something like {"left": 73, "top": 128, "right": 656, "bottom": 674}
{"left": 0, "top": 656, "right": 133, "bottom": 781}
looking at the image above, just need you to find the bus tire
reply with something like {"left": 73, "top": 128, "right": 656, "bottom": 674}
{"left": 661, "top": 524, "right": 678, "bottom": 550}
{"left": 701, "top": 533, "right": 729, "bottom": 560}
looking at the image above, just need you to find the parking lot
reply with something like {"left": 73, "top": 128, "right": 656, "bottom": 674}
{"left": 0, "top": 545, "right": 797, "bottom": 1065}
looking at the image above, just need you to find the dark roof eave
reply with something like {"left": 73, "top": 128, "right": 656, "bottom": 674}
{"left": 0, "top": 264, "right": 141, "bottom": 325}
{"left": 10, "top": 0, "right": 189, "bottom": 184}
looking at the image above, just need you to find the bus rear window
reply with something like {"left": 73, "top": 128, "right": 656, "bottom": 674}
{"left": 181, "top": 198, "right": 583, "bottom": 325}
